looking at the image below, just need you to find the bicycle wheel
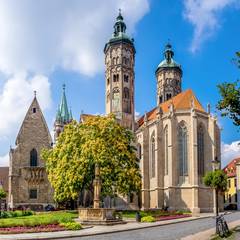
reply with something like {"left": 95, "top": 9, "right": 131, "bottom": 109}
{"left": 223, "top": 221, "right": 229, "bottom": 234}
{"left": 217, "top": 222, "right": 224, "bottom": 237}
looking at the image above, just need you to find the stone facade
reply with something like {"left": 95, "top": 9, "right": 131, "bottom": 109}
{"left": 8, "top": 94, "right": 54, "bottom": 210}
{"left": 104, "top": 15, "right": 221, "bottom": 213}
{"left": 104, "top": 11, "right": 135, "bottom": 130}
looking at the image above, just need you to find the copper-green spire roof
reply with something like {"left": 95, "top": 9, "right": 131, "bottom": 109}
{"left": 156, "top": 43, "right": 182, "bottom": 74}
{"left": 104, "top": 10, "right": 135, "bottom": 53}
{"left": 56, "top": 84, "right": 71, "bottom": 124}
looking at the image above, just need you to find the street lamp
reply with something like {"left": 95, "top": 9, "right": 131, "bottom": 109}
{"left": 212, "top": 156, "right": 220, "bottom": 217}
{"left": 212, "top": 156, "right": 220, "bottom": 235}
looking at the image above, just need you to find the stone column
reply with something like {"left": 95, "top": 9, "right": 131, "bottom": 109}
{"left": 190, "top": 108, "right": 200, "bottom": 215}
{"left": 141, "top": 119, "right": 150, "bottom": 210}
{"left": 93, "top": 164, "right": 101, "bottom": 209}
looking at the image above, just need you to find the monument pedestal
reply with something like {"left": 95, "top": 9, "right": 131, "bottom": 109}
{"left": 78, "top": 208, "right": 125, "bottom": 225}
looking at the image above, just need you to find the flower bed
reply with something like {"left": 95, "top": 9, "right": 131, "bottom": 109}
{"left": 0, "top": 224, "right": 65, "bottom": 234}
{"left": 155, "top": 214, "right": 191, "bottom": 221}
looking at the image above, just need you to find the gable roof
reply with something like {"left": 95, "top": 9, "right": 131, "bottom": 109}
{"left": 16, "top": 96, "right": 52, "bottom": 145}
{"left": 138, "top": 89, "right": 205, "bottom": 127}
{"left": 223, "top": 157, "right": 240, "bottom": 177}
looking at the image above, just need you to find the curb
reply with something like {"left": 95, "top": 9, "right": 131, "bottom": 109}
{"left": 0, "top": 214, "right": 217, "bottom": 240}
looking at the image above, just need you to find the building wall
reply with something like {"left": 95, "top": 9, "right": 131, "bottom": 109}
{"left": 136, "top": 108, "right": 219, "bottom": 213}
{"left": 9, "top": 97, "right": 54, "bottom": 210}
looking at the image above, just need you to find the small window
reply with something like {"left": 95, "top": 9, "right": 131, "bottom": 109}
{"left": 32, "top": 108, "right": 36, "bottom": 113}
{"left": 29, "top": 189, "right": 37, "bottom": 199}
{"left": 228, "top": 179, "right": 231, "bottom": 188}
{"left": 229, "top": 194, "right": 231, "bottom": 203}
{"left": 113, "top": 74, "right": 119, "bottom": 82}
{"left": 159, "top": 96, "right": 163, "bottom": 103}
{"left": 124, "top": 75, "right": 129, "bottom": 83}
{"left": 235, "top": 194, "right": 238, "bottom": 203}
{"left": 130, "top": 193, "right": 134, "bottom": 203}
{"left": 107, "top": 78, "right": 110, "bottom": 85}
{"left": 30, "top": 148, "right": 38, "bottom": 167}
{"left": 234, "top": 178, "right": 237, "bottom": 187}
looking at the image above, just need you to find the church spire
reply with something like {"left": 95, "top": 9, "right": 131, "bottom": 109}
{"left": 54, "top": 84, "right": 72, "bottom": 142}
{"left": 56, "top": 84, "right": 70, "bottom": 124}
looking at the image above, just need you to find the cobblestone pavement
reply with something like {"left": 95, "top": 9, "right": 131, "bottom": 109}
{"left": 62, "top": 212, "right": 240, "bottom": 240}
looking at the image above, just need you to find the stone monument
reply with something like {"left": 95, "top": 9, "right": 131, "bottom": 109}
{"left": 78, "top": 164, "right": 124, "bottom": 225}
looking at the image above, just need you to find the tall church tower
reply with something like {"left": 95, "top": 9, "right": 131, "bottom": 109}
{"left": 54, "top": 84, "right": 72, "bottom": 142}
{"left": 156, "top": 43, "right": 182, "bottom": 104}
{"left": 104, "top": 11, "right": 135, "bottom": 130}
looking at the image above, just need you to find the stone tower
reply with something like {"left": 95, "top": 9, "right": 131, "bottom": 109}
{"left": 9, "top": 92, "right": 54, "bottom": 210}
{"left": 54, "top": 84, "right": 72, "bottom": 142}
{"left": 104, "top": 11, "right": 135, "bottom": 130}
{"left": 156, "top": 43, "right": 182, "bottom": 105}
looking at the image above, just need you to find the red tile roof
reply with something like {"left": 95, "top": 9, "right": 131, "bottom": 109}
{"left": 138, "top": 89, "right": 205, "bottom": 127}
{"left": 223, "top": 158, "right": 240, "bottom": 177}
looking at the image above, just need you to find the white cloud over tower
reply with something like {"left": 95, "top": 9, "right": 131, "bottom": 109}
{"left": 0, "top": 0, "right": 150, "bottom": 165}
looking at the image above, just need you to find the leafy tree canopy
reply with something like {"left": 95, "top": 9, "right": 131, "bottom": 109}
{"left": 217, "top": 52, "right": 240, "bottom": 126}
{"left": 203, "top": 170, "right": 227, "bottom": 192}
{"left": 42, "top": 114, "right": 141, "bottom": 203}
{"left": 0, "top": 188, "right": 6, "bottom": 199}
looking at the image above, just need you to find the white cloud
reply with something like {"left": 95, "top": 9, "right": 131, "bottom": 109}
{"left": 0, "top": 73, "right": 52, "bottom": 140}
{"left": 0, "top": 153, "right": 9, "bottom": 167}
{"left": 0, "top": 0, "right": 149, "bottom": 76}
{"left": 0, "top": 0, "right": 149, "bottom": 158}
{"left": 183, "top": 0, "right": 236, "bottom": 52}
{"left": 221, "top": 140, "right": 240, "bottom": 168}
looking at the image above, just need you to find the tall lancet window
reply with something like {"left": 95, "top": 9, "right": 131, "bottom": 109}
{"left": 178, "top": 122, "right": 188, "bottom": 176}
{"left": 30, "top": 148, "right": 38, "bottom": 167}
{"left": 150, "top": 133, "right": 156, "bottom": 178}
{"left": 164, "top": 126, "right": 168, "bottom": 175}
{"left": 197, "top": 124, "right": 205, "bottom": 176}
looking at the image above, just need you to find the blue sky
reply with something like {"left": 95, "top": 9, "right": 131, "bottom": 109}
{"left": 0, "top": 0, "right": 239, "bottom": 166}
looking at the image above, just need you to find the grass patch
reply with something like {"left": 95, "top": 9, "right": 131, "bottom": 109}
{"left": 0, "top": 211, "right": 78, "bottom": 228}
{"left": 121, "top": 210, "right": 191, "bottom": 219}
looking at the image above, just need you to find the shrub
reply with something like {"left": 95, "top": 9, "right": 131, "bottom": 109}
{"left": 0, "top": 210, "right": 34, "bottom": 219}
{"left": 60, "top": 222, "right": 82, "bottom": 230}
{"left": 141, "top": 216, "right": 155, "bottom": 222}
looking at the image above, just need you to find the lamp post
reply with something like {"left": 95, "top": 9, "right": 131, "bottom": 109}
{"left": 212, "top": 156, "right": 220, "bottom": 216}
{"left": 212, "top": 156, "right": 220, "bottom": 234}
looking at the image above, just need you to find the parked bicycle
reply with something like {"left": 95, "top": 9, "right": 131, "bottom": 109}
{"left": 215, "top": 213, "right": 229, "bottom": 238}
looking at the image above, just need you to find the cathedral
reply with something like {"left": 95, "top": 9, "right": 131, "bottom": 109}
{"left": 8, "top": 12, "right": 220, "bottom": 213}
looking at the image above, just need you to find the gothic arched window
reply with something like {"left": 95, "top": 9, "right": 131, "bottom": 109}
{"left": 164, "top": 126, "right": 168, "bottom": 175}
{"left": 123, "top": 87, "right": 130, "bottom": 99}
{"left": 197, "top": 124, "right": 205, "bottom": 176}
{"left": 30, "top": 148, "right": 38, "bottom": 167}
{"left": 178, "top": 122, "right": 188, "bottom": 176}
{"left": 150, "top": 133, "right": 156, "bottom": 178}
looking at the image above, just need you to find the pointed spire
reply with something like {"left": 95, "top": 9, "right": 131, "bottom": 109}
{"left": 55, "top": 84, "right": 71, "bottom": 124}
{"left": 34, "top": 90, "right": 37, "bottom": 98}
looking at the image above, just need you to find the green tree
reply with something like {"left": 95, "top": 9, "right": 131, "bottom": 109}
{"left": 0, "top": 187, "right": 6, "bottom": 217}
{"left": 42, "top": 114, "right": 141, "bottom": 204}
{"left": 217, "top": 52, "right": 240, "bottom": 126}
{"left": 203, "top": 170, "right": 227, "bottom": 191}
{"left": 203, "top": 170, "right": 227, "bottom": 216}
